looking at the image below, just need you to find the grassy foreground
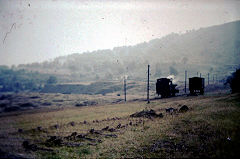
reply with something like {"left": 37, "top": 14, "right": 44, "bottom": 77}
{"left": 0, "top": 93, "right": 240, "bottom": 158}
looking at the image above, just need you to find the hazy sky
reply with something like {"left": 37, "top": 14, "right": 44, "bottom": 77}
{"left": 0, "top": 0, "right": 240, "bottom": 66}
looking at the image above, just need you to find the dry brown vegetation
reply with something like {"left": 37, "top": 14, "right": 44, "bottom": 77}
{"left": 0, "top": 92, "right": 240, "bottom": 158}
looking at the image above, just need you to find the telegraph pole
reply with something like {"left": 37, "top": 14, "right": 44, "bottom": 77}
{"left": 184, "top": 70, "right": 187, "bottom": 93}
{"left": 197, "top": 72, "right": 198, "bottom": 77}
{"left": 124, "top": 77, "right": 126, "bottom": 102}
{"left": 208, "top": 73, "right": 209, "bottom": 85}
{"left": 147, "top": 65, "right": 150, "bottom": 104}
{"left": 200, "top": 73, "right": 201, "bottom": 78}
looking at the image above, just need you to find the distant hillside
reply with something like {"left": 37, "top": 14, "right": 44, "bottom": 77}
{"left": 18, "top": 21, "right": 240, "bottom": 82}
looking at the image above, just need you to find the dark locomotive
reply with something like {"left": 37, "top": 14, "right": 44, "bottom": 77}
{"left": 189, "top": 77, "right": 205, "bottom": 95}
{"left": 156, "top": 78, "right": 179, "bottom": 98}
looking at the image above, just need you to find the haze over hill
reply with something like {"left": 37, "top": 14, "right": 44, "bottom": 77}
{"left": 17, "top": 21, "right": 240, "bottom": 82}
{"left": 1, "top": 0, "right": 240, "bottom": 66}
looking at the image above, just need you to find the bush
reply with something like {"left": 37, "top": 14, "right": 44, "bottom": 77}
{"left": 226, "top": 69, "right": 240, "bottom": 93}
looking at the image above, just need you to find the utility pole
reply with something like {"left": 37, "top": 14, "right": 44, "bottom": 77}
{"left": 147, "top": 64, "right": 150, "bottom": 104}
{"left": 213, "top": 75, "right": 214, "bottom": 84}
{"left": 184, "top": 70, "right": 187, "bottom": 93}
{"left": 197, "top": 72, "right": 198, "bottom": 77}
{"left": 124, "top": 77, "right": 126, "bottom": 102}
{"left": 200, "top": 73, "right": 201, "bottom": 78}
{"left": 208, "top": 73, "right": 209, "bottom": 85}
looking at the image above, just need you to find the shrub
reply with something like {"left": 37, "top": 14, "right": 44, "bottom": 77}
{"left": 226, "top": 68, "right": 240, "bottom": 93}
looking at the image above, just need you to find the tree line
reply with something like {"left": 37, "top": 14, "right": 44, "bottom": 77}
{"left": 0, "top": 66, "right": 57, "bottom": 92}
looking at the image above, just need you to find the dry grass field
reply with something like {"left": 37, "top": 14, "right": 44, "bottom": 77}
{"left": 0, "top": 91, "right": 240, "bottom": 158}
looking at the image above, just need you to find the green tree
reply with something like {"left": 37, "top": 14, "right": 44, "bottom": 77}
{"left": 226, "top": 68, "right": 240, "bottom": 93}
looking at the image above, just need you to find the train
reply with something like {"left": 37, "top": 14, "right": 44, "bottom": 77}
{"left": 189, "top": 77, "right": 205, "bottom": 95}
{"left": 156, "top": 78, "right": 179, "bottom": 98}
{"left": 156, "top": 77, "right": 205, "bottom": 98}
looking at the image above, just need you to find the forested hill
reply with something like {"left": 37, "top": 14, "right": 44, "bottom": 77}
{"left": 18, "top": 21, "right": 240, "bottom": 82}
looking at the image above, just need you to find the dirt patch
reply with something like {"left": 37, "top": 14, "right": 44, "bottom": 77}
{"left": 30, "top": 96, "right": 39, "bottom": 99}
{"left": 23, "top": 140, "right": 53, "bottom": 152}
{"left": 42, "top": 102, "right": 52, "bottom": 106}
{"left": 0, "top": 103, "right": 8, "bottom": 108}
{"left": 102, "top": 126, "right": 109, "bottom": 131}
{"left": 0, "top": 95, "right": 12, "bottom": 100}
{"left": 0, "top": 148, "right": 27, "bottom": 159}
{"left": 52, "top": 124, "right": 60, "bottom": 129}
{"left": 69, "top": 121, "right": 75, "bottom": 126}
{"left": 150, "top": 139, "right": 188, "bottom": 155}
{"left": 75, "top": 101, "right": 98, "bottom": 107}
{"left": 130, "top": 109, "right": 163, "bottom": 118}
{"left": 52, "top": 100, "right": 64, "bottom": 102}
{"left": 45, "top": 136, "right": 64, "bottom": 147}
{"left": 4, "top": 106, "right": 21, "bottom": 112}
{"left": 179, "top": 105, "right": 189, "bottom": 113}
{"left": 165, "top": 107, "right": 178, "bottom": 114}
{"left": 40, "top": 129, "right": 119, "bottom": 150}
{"left": 19, "top": 102, "right": 35, "bottom": 107}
